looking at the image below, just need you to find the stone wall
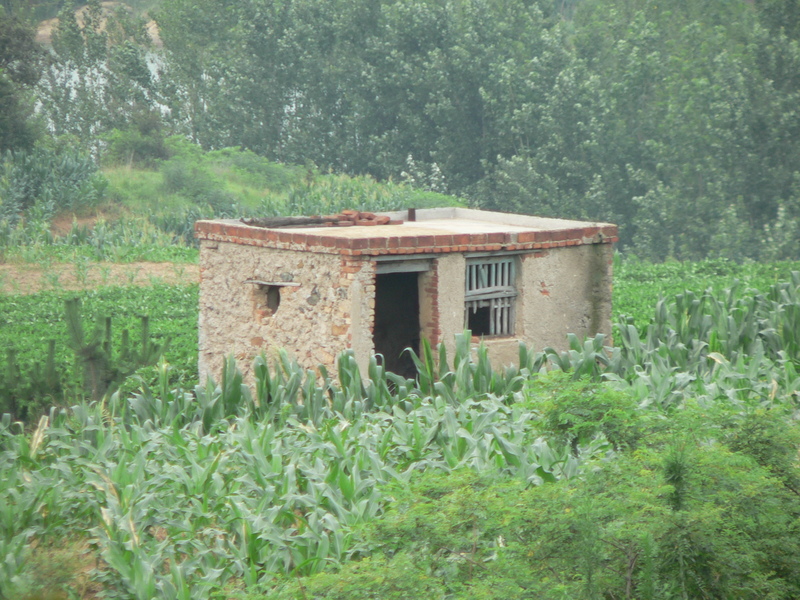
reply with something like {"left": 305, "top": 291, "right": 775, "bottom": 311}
{"left": 196, "top": 211, "right": 617, "bottom": 380}
{"left": 199, "top": 240, "right": 374, "bottom": 382}
{"left": 343, "top": 256, "right": 376, "bottom": 376}
{"left": 518, "top": 243, "right": 614, "bottom": 351}
{"left": 433, "top": 254, "right": 466, "bottom": 359}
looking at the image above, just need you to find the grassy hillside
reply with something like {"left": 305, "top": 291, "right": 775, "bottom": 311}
{"left": 0, "top": 137, "right": 460, "bottom": 264}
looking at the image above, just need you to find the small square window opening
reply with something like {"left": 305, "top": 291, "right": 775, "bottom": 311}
{"left": 465, "top": 257, "right": 517, "bottom": 336}
{"left": 255, "top": 284, "right": 281, "bottom": 315}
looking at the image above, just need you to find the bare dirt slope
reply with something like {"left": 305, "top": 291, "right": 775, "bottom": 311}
{"left": 36, "top": 1, "right": 161, "bottom": 46}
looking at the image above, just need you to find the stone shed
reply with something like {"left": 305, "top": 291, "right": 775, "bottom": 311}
{"left": 195, "top": 207, "right": 618, "bottom": 381}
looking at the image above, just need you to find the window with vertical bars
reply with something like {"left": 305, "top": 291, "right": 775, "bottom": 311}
{"left": 464, "top": 257, "right": 517, "bottom": 336}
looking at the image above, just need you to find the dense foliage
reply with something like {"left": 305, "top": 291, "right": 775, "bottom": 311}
{"left": 0, "top": 142, "right": 107, "bottom": 227}
{"left": 273, "top": 429, "right": 800, "bottom": 599}
{"left": 148, "top": 0, "right": 800, "bottom": 260}
{"left": 0, "top": 11, "right": 42, "bottom": 152}
{"left": 0, "top": 285, "right": 197, "bottom": 420}
{"left": 613, "top": 256, "right": 800, "bottom": 329}
{"left": 1, "top": 274, "right": 799, "bottom": 598}
{"left": 38, "top": 0, "right": 161, "bottom": 152}
{"left": 4, "top": 0, "right": 798, "bottom": 262}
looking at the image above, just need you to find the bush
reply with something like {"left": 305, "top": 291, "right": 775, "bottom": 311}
{"left": 724, "top": 410, "right": 800, "bottom": 497}
{"left": 265, "top": 554, "right": 446, "bottom": 600}
{"left": 532, "top": 371, "right": 644, "bottom": 453}
{"left": 102, "top": 117, "right": 170, "bottom": 169}
{"left": 267, "top": 429, "right": 800, "bottom": 600}
{"left": 0, "top": 144, "right": 106, "bottom": 225}
{"left": 160, "top": 156, "right": 238, "bottom": 215}
{"left": 204, "top": 147, "right": 305, "bottom": 192}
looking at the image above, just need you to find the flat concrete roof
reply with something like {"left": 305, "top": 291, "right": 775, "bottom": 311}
{"left": 195, "top": 208, "right": 618, "bottom": 257}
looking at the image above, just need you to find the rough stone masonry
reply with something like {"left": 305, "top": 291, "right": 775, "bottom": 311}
{"left": 196, "top": 207, "right": 618, "bottom": 383}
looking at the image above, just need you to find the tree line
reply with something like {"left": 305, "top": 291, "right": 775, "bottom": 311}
{"left": 2, "top": 0, "right": 800, "bottom": 260}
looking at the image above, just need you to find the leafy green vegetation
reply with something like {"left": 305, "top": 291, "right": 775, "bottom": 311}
{"left": 2, "top": 0, "right": 800, "bottom": 595}
{"left": 0, "top": 144, "right": 107, "bottom": 225}
{"left": 0, "top": 137, "right": 460, "bottom": 261}
{"left": 0, "top": 284, "right": 198, "bottom": 420}
{"left": 272, "top": 430, "right": 800, "bottom": 599}
{"left": 0, "top": 233, "right": 198, "bottom": 264}
{"left": 6, "top": 0, "right": 799, "bottom": 262}
{"left": 0, "top": 11, "right": 42, "bottom": 152}
{"left": 1, "top": 272, "right": 799, "bottom": 598}
{"left": 613, "top": 256, "right": 800, "bottom": 329}
{"left": 145, "top": 0, "right": 800, "bottom": 260}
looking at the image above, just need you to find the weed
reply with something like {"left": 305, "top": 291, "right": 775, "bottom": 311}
{"left": 99, "top": 265, "right": 112, "bottom": 285}
{"left": 125, "top": 266, "right": 142, "bottom": 286}
{"left": 73, "top": 256, "right": 92, "bottom": 287}
{"left": 14, "top": 538, "right": 97, "bottom": 600}
{"left": 171, "top": 264, "right": 187, "bottom": 283}
{"left": 41, "top": 270, "right": 61, "bottom": 291}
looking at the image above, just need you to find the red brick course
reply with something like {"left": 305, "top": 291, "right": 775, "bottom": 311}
{"left": 424, "top": 263, "right": 441, "bottom": 345}
{"left": 195, "top": 219, "right": 619, "bottom": 257}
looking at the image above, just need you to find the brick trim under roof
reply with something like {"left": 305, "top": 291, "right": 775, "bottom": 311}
{"left": 195, "top": 212, "right": 618, "bottom": 257}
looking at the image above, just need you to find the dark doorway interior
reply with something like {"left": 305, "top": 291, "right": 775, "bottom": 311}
{"left": 373, "top": 272, "right": 420, "bottom": 377}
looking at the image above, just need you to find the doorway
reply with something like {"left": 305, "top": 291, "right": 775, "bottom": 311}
{"left": 373, "top": 271, "right": 420, "bottom": 377}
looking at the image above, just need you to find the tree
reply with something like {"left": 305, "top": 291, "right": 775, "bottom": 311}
{"left": 156, "top": 0, "right": 568, "bottom": 187}
{"left": 36, "top": 0, "right": 162, "bottom": 152}
{"left": 0, "top": 10, "right": 42, "bottom": 152}
{"left": 756, "top": 0, "right": 800, "bottom": 41}
{"left": 153, "top": 0, "right": 800, "bottom": 261}
{"left": 482, "top": 0, "right": 800, "bottom": 260}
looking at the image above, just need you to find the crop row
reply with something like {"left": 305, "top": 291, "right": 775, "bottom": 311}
{"left": 0, "top": 285, "right": 199, "bottom": 420}
{"left": 1, "top": 274, "right": 799, "bottom": 598}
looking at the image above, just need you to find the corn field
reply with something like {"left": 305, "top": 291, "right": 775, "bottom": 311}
{"left": 1, "top": 274, "right": 799, "bottom": 598}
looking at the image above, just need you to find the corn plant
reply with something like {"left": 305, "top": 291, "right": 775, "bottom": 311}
{"left": 0, "top": 346, "right": 598, "bottom": 598}
{"left": 2, "top": 274, "right": 799, "bottom": 597}
{"left": 552, "top": 274, "right": 800, "bottom": 411}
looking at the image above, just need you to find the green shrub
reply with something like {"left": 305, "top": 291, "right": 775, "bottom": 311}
{"left": 724, "top": 410, "right": 800, "bottom": 497}
{"left": 160, "top": 155, "right": 239, "bottom": 215}
{"left": 265, "top": 554, "right": 446, "bottom": 600}
{"left": 0, "top": 144, "right": 106, "bottom": 225}
{"left": 533, "top": 371, "right": 644, "bottom": 453}
{"left": 204, "top": 147, "right": 305, "bottom": 192}
{"left": 271, "top": 429, "right": 800, "bottom": 600}
{"left": 102, "top": 124, "right": 169, "bottom": 169}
